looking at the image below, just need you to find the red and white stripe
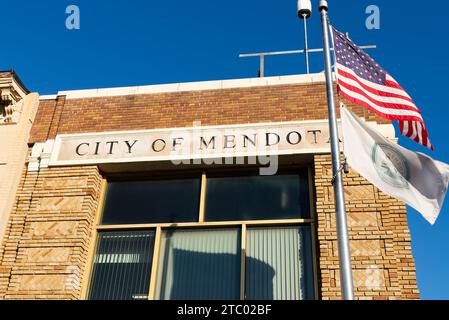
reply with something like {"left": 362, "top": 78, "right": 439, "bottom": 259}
{"left": 335, "top": 63, "right": 433, "bottom": 150}
{"left": 399, "top": 120, "right": 434, "bottom": 150}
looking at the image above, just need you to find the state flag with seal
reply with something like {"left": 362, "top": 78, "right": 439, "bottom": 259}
{"left": 341, "top": 105, "right": 449, "bottom": 224}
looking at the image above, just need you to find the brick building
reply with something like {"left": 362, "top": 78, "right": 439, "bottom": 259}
{"left": 0, "top": 71, "right": 37, "bottom": 243}
{"left": 0, "top": 73, "right": 419, "bottom": 300}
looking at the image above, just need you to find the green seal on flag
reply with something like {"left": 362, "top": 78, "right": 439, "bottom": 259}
{"left": 371, "top": 143, "right": 410, "bottom": 189}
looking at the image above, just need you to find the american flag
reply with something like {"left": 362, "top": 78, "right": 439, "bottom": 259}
{"left": 331, "top": 26, "right": 433, "bottom": 150}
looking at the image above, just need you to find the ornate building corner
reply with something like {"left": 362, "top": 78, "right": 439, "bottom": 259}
{"left": 0, "top": 71, "right": 29, "bottom": 124}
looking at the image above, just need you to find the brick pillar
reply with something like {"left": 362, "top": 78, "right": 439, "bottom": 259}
{"left": 0, "top": 165, "right": 102, "bottom": 300}
{"left": 47, "top": 95, "right": 66, "bottom": 140}
{"left": 314, "top": 154, "right": 419, "bottom": 300}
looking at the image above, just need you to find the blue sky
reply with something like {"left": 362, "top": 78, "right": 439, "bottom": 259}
{"left": 1, "top": 0, "right": 448, "bottom": 299}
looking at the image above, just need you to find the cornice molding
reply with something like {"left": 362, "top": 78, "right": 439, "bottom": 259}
{"left": 0, "top": 72, "right": 29, "bottom": 124}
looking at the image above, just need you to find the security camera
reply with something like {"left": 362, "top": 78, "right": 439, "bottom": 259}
{"left": 297, "top": 0, "right": 312, "bottom": 18}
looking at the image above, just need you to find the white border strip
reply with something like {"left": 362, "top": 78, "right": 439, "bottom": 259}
{"left": 39, "top": 94, "right": 58, "bottom": 100}
{"left": 39, "top": 73, "right": 326, "bottom": 100}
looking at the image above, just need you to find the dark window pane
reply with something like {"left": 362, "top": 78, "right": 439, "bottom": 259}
{"left": 101, "top": 177, "right": 201, "bottom": 225}
{"left": 245, "top": 226, "right": 315, "bottom": 300}
{"left": 88, "top": 230, "right": 155, "bottom": 300}
{"left": 205, "top": 170, "right": 310, "bottom": 221}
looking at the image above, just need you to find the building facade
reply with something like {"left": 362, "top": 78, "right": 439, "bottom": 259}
{"left": 0, "top": 74, "right": 420, "bottom": 300}
{"left": 0, "top": 71, "right": 37, "bottom": 243}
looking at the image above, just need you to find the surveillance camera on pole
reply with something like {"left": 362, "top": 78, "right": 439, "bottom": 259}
{"left": 297, "top": 0, "right": 312, "bottom": 73}
{"left": 297, "top": 0, "right": 312, "bottom": 19}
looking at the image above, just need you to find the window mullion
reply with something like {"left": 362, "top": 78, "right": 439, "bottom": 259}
{"left": 148, "top": 226, "right": 162, "bottom": 300}
{"left": 199, "top": 172, "right": 207, "bottom": 223}
{"left": 307, "top": 167, "right": 319, "bottom": 299}
{"left": 307, "top": 166, "right": 316, "bottom": 222}
{"left": 240, "top": 223, "right": 247, "bottom": 300}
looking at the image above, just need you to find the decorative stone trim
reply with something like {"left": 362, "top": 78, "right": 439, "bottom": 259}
{"left": 0, "top": 99, "right": 24, "bottom": 124}
{"left": 28, "top": 141, "right": 54, "bottom": 172}
{"left": 0, "top": 73, "right": 29, "bottom": 124}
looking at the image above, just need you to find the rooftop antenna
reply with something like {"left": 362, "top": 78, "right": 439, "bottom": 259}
{"left": 298, "top": 0, "right": 312, "bottom": 74}
{"left": 239, "top": 2, "right": 376, "bottom": 77}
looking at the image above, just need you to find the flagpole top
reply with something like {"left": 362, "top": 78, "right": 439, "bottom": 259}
{"left": 319, "top": 0, "right": 328, "bottom": 11}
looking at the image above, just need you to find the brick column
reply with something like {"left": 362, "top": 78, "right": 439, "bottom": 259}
{"left": 314, "top": 154, "right": 419, "bottom": 300}
{"left": 0, "top": 165, "right": 102, "bottom": 300}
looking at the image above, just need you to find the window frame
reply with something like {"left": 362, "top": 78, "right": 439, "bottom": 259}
{"left": 81, "top": 166, "right": 318, "bottom": 300}
{"left": 87, "top": 229, "right": 157, "bottom": 300}
{"left": 100, "top": 174, "right": 203, "bottom": 225}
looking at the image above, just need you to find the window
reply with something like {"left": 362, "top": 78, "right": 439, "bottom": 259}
{"left": 101, "top": 177, "right": 201, "bottom": 225}
{"left": 205, "top": 170, "right": 310, "bottom": 221}
{"left": 245, "top": 226, "right": 314, "bottom": 300}
{"left": 156, "top": 228, "right": 241, "bottom": 300}
{"left": 88, "top": 230, "right": 155, "bottom": 300}
{"left": 87, "top": 168, "right": 316, "bottom": 300}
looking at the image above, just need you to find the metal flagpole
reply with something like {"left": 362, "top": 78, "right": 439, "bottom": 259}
{"left": 303, "top": 15, "right": 310, "bottom": 74}
{"left": 318, "top": 0, "right": 355, "bottom": 300}
{"left": 297, "top": 1, "right": 312, "bottom": 74}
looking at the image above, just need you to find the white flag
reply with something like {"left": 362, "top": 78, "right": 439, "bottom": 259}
{"left": 341, "top": 105, "right": 449, "bottom": 224}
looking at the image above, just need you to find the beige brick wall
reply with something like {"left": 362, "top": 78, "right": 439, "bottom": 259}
{"left": 0, "top": 93, "right": 39, "bottom": 243}
{"left": 314, "top": 154, "right": 419, "bottom": 300}
{"left": 0, "top": 166, "right": 102, "bottom": 299}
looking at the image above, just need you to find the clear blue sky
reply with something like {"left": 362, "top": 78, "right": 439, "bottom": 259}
{"left": 1, "top": 0, "right": 448, "bottom": 299}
